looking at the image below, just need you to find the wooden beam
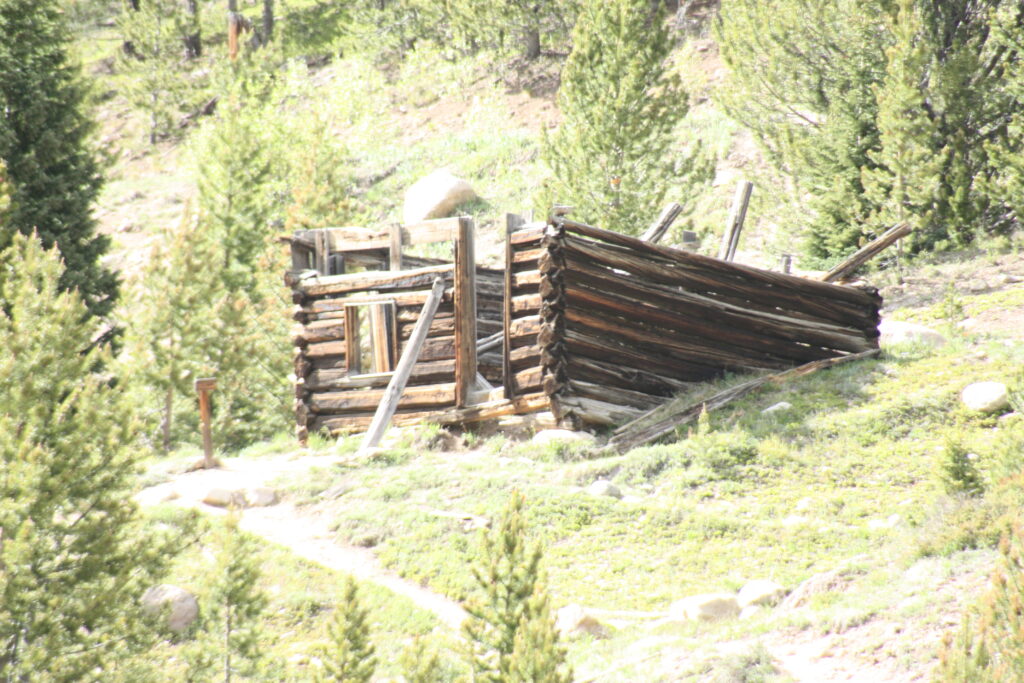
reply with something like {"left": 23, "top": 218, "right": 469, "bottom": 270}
{"left": 606, "top": 349, "right": 881, "bottom": 453}
{"left": 298, "top": 264, "right": 454, "bottom": 297}
{"left": 641, "top": 202, "right": 682, "bottom": 244}
{"left": 360, "top": 278, "right": 447, "bottom": 451}
{"left": 454, "top": 216, "right": 478, "bottom": 407}
{"left": 504, "top": 213, "right": 526, "bottom": 399}
{"left": 389, "top": 222, "right": 403, "bottom": 271}
{"left": 717, "top": 180, "right": 753, "bottom": 261}
{"left": 822, "top": 223, "right": 912, "bottom": 283}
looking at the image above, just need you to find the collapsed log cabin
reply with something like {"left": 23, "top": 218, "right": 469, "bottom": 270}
{"left": 285, "top": 215, "right": 882, "bottom": 441}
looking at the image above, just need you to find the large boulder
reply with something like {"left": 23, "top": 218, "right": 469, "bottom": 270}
{"left": 402, "top": 170, "right": 477, "bottom": 225}
{"left": 203, "top": 488, "right": 246, "bottom": 508}
{"left": 878, "top": 320, "right": 946, "bottom": 349}
{"left": 962, "top": 382, "right": 1010, "bottom": 413}
{"left": 142, "top": 584, "right": 199, "bottom": 634}
{"left": 586, "top": 479, "right": 622, "bottom": 499}
{"left": 669, "top": 593, "right": 740, "bottom": 622}
{"left": 555, "top": 604, "right": 611, "bottom": 640}
{"left": 245, "top": 487, "right": 279, "bottom": 507}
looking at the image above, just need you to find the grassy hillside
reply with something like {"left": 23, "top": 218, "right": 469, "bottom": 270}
{"left": 61, "top": 2, "right": 1024, "bottom": 680}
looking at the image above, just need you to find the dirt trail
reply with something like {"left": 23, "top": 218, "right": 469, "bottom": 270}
{"left": 135, "top": 453, "right": 467, "bottom": 630}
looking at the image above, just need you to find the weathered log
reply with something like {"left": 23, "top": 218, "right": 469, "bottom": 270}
{"left": 305, "top": 360, "right": 456, "bottom": 391}
{"left": 717, "top": 181, "right": 753, "bottom": 261}
{"left": 822, "top": 223, "right": 912, "bottom": 283}
{"left": 359, "top": 278, "right": 448, "bottom": 449}
{"left": 557, "top": 219, "right": 881, "bottom": 312}
{"left": 641, "top": 202, "right": 683, "bottom": 244}
{"left": 298, "top": 264, "right": 453, "bottom": 298}
{"left": 607, "top": 349, "right": 881, "bottom": 453}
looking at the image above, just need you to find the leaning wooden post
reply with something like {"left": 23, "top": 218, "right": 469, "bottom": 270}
{"left": 641, "top": 202, "right": 683, "bottom": 244}
{"left": 454, "top": 216, "right": 478, "bottom": 408}
{"left": 717, "top": 180, "right": 753, "bottom": 261}
{"left": 360, "top": 278, "right": 446, "bottom": 452}
{"left": 195, "top": 377, "right": 218, "bottom": 469}
{"left": 821, "top": 223, "right": 912, "bottom": 283}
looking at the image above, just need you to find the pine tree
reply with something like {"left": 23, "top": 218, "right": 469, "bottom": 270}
{"left": 205, "top": 515, "right": 268, "bottom": 681}
{"left": 940, "top": 439, "right": 985, "bottom": 498}
{"left": 462, "top": 490, "right": 571, "bottom": 682}
{"left": 124, "top": 208, "right": 225, "bottom": 452}
{"left": 861, "top": 0, "right": 943, "bottom": 246}
{"left": 538, "top": 0, "right": 709, "bottom": 235}
{"left": 399, "top": 637, "right": 444, "bottom": 683}
{"left": 938, "top": 521, "right": 1024, "bottom": 680}
{"left": 0, "top": 0, "right": 117, "bottom": 320}
{"left": 318, "top": 578, "right": 377, "bottom": 683}
{"left": 0, "top": 233, "right": 173, "bottom": 678}
{"left": 717, "top": 0, "right": 1021, "bottom": 261}
{"left": 447, "top": 0, "right": 578, "bottom": 61}
{"left": 984, "top": 5, "right": 1024, "bottom": 231}
{"left": 118, "top": 0, "right": 206, "bottom": 143}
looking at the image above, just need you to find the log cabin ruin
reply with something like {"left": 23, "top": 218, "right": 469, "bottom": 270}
{"left": 285, "top": 215, "right": 883, "bottom": 443}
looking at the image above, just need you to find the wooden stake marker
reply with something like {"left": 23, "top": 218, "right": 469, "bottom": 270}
{"left": 195, "top": 377, "right": 218, "bottom": 469}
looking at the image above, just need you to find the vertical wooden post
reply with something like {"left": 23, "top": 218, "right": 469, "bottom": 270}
{"left": 454, "top": 216, "right": 478, "bottom": 408}
{"left": 314, "top": 230, "right": 330, "bottom": 275}
{"left": 779, "top": 253, "right": 793, "bottom": 274}
{"left": 195, "top": 377, "right": 218, "bottom": 469}
{"left": 388, "top": 223, "right": 403, "bottom": 271}
{"left": 503, "top": 213, "right": 525, "bottom": 400}
{"left": 717, "top": 180, "right": 753, "bottom": 261}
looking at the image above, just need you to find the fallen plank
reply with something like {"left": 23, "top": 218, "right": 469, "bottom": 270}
{"left": 822, "top": 223, "right": 912, "bottom": 283}
{"left": 606, "top": 349, "right": 881, "bottom": 454}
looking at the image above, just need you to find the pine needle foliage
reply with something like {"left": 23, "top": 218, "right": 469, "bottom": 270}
{"left": 0, "top": 233, "right": 173, "bottom": 679}
{"left": 462, "top": 490, "right": 571, "bottom": 682}
{"left": 538, "top": 0, "right": 709, "bottom": 235}
{"left": 318, "top": 578, "right": 377, "bottom": 683}
{"left": 940, "top": 439, "right": 985, "bottom": 498}
{"left": 198, "top": 515, "right": 269, "bottom": 682}
{"left": 399, "top": 637, "right": 444, "bottom": 683}
{"left": 447, "top": 0, "right": 578, "bottom": 61}
{"left": 0, "top": 0, "right": 117, "bottom": 320}
{"left": 938, "top": 521, "right": 1024, "bottom": 680}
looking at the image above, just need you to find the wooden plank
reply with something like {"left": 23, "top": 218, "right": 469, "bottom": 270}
{"left": 822, "top": 223, "right": 912, "bottom": 283}
{"left": 505, "top": 213, "right": 525, "bottom": 399}
{"left": 607, "top": 349, "right": 881, "bottom": 453}
{"left": 509, "top": 344, "right": 541, "bottom": 370}
{"left": 305, "top": 360, "right": 456, "bottom": 391}
{"left": 512, "top": 293, "right": 541, "bottom": 314}
{"left": 551, "top": 395, "right": 644, "bottom": 427}
{"left": 315, "top": 230, "right": 330, "bottom": 275}
{"left": 389, "top": 222, "right": 403, "bottom": 270}
{"left": 401, "top": 216, "right": 461, "bottom": 246}
{"left": 360, "top": 278, "right": 447, "bottom": 449}
{"left": 454, "top": 216, "right": 478, "bottom": 408}
{"left": 298, "top": 264, "right": 454, "bottom": 297}
{"left": 564, "top": 355, "right": 695, "bottom": 397}
{"left": 313, "top": 382, "right": 456, "bottom": 414}
{"left": 558, "top": 234, "right": 879, "bottom": 329}
{"left": 512, "top": 270, "right": 542, "bottom": 288}
{"left": 558, "top": 218, "right": 881, "bottom": 311}
{"left": 641, "top": 202, "right": 682, "bottom": 244}
{"left": 369, "top": 303, "right": 395, "bottom": 372}
{"left": 717, "top": 181, "right": 753, "bottom": 261}
{"left": 344, "top": 306, "right": 361, "bottom": 374}
{"left": 307, "top": 340, "right": 347, "bottom": 359}
{"left": 509, "top": 227, "right": 544, "bottom": 246}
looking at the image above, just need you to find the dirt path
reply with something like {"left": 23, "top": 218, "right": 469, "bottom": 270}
{"left": 135, "top": 453, "right": 467, "bottom": 630}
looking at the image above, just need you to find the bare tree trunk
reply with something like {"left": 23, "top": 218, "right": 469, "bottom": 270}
{"left": 524, "top": 29, "right": 540, "bottom": 60}
{"left": 262, "top": 0, "right": 274, "bottom": 44}
{"left": 184, "top": 0, "right": 202, "bottom": 58}
{"left": 122, "top": 0, "right": 141, "bottom": 58}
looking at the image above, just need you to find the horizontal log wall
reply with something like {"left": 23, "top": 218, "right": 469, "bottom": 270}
{"left": 290, "top": 256, "right": 506, "bottom": 438}
{"left": 536, "top": 219, "right": 882, "bottom": 428}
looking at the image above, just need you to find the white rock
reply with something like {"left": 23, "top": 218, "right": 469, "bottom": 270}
{"left": 737, "top": 580, "right": 787, "bottom": 608}
{"left": 402, "top": 169, "right": 477, "bottom": 224}
{"left": 586, "top": 479, "right": 622, "bottom": 499}
{"left": 245, "top": 487, "right": 279, "bottom": 507}
{"left": 795, "top": 497, "right": 812, "bottom": 512}
{"left": 762, "top": 401, "right": 793, "bottom": 414}
{"left": 962, "top": 382, "right": 1010, "bottom": 413}
{"left": 555, "top": 604, "right": 611, "bottom": 639}
{"left": 878, "top": 320, "right": 947, "bottom": 349}
{"left": 532, "top": 429, "right": 596, "bottom": 446}
{"left": 669, "top": 593, "right": 740, "bottom": 622}
{"left": 142, "top": 584, "right": 199, "bottom": 634}
{"left": 203, "top": 488, "right": 246, "bottom": 508}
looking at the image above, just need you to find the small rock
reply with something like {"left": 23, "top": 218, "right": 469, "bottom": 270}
{"left": 795, "top": 497, "right": 812, "bottom": 512}
{"left": 762, "top": 401, "right": 793, "bottom": 414}
{"left": 962, "top": 382, "right": 1010, "bottom": 413}
{"left": 532, "top": 429, "right": 596, "bottom": 447}
{"left": 958, "top": 318, "right": 979, "bottom": 332}
{"left": 998, "top": 273, "right": 1023, "bottom": 284}
{"left": 782, "top": 515, "right": 808, "bottom": 527}
{"left": 142, "top": 584, "right": 199, "bottom": 634}
{"left": 669, "top": 593, "right": 740, "bottom": 622}
{"left": 966, "top": 279, "right": 989, "bottom": 293}
{"left": 878, "top": 320, "right": 946, "bottom": 349}
{"left": 323, "top": 482, "right": 352, "bottom": 500}
{"left": 586, "top": 479, "right": 622, "bottom": 499}
{"left": 737, "top": 580, "right": 787, "bottom": 608}
{"left": 245, "top": 487, "right": 279, "bottom": 507}
{"left": 887, "top": 513, "right": 901, "bottom": 527}
{"left": 203, "top": 488, "right": 246, "bottom": 508}
{"left": 402, "top": 169, "right": 478, "bottom": 224}
{"left": 555, "top": 604, "right": 611, "bottom": 640}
